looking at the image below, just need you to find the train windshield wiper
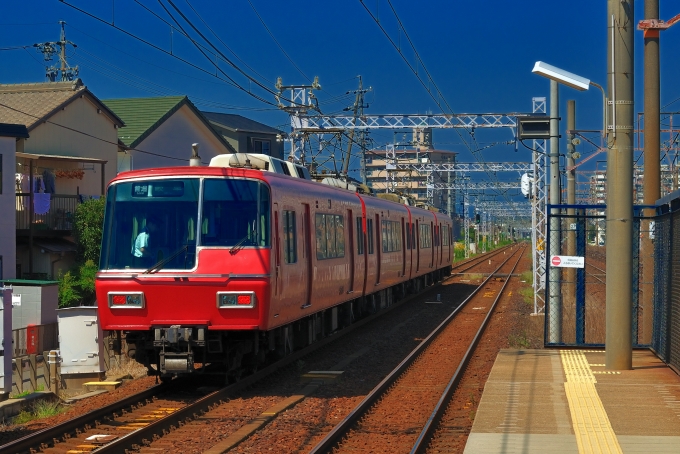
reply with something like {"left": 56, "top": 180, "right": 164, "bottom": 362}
{"left": 143, "top": 244, "right": 188, "bottom": 274}
{"left": 229, "top": 225, "right": 257, "bottom": 255}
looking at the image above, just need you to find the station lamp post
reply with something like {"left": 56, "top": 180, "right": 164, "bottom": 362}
{"left": 531, "top": 61, "right": 603, "bottom": 344}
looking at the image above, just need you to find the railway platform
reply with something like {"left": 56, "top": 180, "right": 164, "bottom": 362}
{"left": 465, "top": 349, "right": 680, "bottom": 453}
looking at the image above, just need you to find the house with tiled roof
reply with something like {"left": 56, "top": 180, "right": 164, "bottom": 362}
{"left": 202, "top": 111, "right": 284, "bottom": 160}
{"left": 0, "top": 78, "right": 123, "bottom": 279}
{"left": 0, "top": 123, "right": 29, "bottom": 279}
{"left": 103, "top": 96, "right": 235, "bottom": 171}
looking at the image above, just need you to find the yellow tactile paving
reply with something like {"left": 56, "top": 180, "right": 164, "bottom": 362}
{"left": 560, "top": 350, "right": 623, "bottom": 454}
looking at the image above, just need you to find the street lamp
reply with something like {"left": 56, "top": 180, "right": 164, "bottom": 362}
{"left": 532, "top": 61, "right": 601, "bottom": 344}
{"left": 532, "top": 61, "right": 607, "bottom": 138}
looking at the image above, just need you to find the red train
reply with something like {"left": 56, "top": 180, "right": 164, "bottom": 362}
{"left": 96, "top": 154, "right": 453, "bottom": 379}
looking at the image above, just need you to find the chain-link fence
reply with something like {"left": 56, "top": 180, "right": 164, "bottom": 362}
{"left": 545, "top": 204, "right": 654, "bottom": 347}
{"left": 653, "top": 196, "right": 680, "bottom": 370}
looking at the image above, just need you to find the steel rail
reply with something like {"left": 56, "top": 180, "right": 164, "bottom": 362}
{"left": 0, "top": 383, "right": 169, "bottom": 454}
{"left": 9, "top": 267, "right": 457, "bottom": 453}
{"left": 309, "top": 244, "right": 526, "bottom": 453}
{"left": 410, "top": 244, "right": 526, "bottom": 453}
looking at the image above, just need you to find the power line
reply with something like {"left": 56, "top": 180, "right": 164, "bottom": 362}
{"left": 59, "top": 1, "right": 249, "bottom": 93}
{"left": 73, "top": 48, "right": 277, "bottom": 111}
{"left": 159, "top": 0, "right": 296, "bottom": 107}
{"left": 245, "top": 0, "right": 309, "bottom": 82}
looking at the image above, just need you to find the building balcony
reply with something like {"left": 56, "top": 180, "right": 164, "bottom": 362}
{"left": 16, "top": 193, "right": 80, "bottom": 236}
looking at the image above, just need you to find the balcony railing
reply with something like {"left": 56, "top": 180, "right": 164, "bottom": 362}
{"left": 16, "top": 193, "right": 79, "bottom": 231}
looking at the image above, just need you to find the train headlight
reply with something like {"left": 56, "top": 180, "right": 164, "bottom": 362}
{"left": 217, "top": 292, "right": 255, "bottom": 309}
{"left": 108, "top": 292, "right": 145, "bottom": 309}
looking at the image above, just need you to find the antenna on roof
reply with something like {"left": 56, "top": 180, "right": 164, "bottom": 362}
{"left": 33, "top": 21, "right": 79, "bottom": 82}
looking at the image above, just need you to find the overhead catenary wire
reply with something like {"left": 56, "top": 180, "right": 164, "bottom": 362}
{"left": 59, "top": 0, "right": 296, "bottom": 107}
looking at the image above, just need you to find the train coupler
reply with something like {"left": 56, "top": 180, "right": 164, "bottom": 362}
{"left": 160, "top": 351, "right": 194, "bottom": 374}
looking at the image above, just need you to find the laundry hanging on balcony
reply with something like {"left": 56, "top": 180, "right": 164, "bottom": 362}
{"left": 34, "top": 193, "right": 51, "bottom": 215}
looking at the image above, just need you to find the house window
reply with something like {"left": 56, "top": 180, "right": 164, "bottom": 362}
{"left": 283, "top": 210, "right": 297, "bottom": 264}
{"left": 252, "top": 139, "right": 271, "bottom": 155}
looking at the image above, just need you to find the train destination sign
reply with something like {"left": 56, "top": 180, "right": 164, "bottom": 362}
{"left": 550, "top": 255, "right": 584, "bottom": 268}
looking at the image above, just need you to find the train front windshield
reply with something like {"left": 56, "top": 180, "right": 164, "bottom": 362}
{"left": 100, "top": 178, "right": 270, "bottom": 271}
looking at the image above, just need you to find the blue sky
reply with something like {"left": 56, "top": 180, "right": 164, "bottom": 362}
{"left": 2, "top": 1, "right": 680, "bottom": 195}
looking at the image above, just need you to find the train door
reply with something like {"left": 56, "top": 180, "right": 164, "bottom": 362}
{"left": 347, "top": 209, "right": 354, "bottom": 294}
{"left": 437, "top": 222, "right": 444, "bottom": 265}
{"left": 430, "top": 221, "right": 434, "bottom": 268}
{"left": 415, "top": 220, "right": 420, "bottom": 272}
{"left": 401, "top": 217, "right": 406, "bottom": 277}
{"left": 274, "top": 204, "right": 281, "bottom": 295}
{"left": 375, "top": 213, "right": 381, "bottom": 285}
{"left": 303, "top": 204, "right": 313, "bottom": 309}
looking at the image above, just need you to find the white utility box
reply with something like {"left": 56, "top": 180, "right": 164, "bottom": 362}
{"left": 57, "top": 307, "right": 105, "bottom": 375}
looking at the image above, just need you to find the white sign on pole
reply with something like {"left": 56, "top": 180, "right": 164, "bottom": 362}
{"left": 550, "top": 255, "right": 585, "bottom": 268}
{"left": 11, "top": 294, "right": 20, "bottom": 307}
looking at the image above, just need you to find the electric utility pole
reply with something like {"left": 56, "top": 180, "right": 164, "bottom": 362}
{"left": 606, "top": 0, "right": 634, "bottom": 370}
{"left": 342, "top": 76, "right": 371, "bottom": 180}
{"left": 34, "top": 21, "right": 79, "bottom": 82}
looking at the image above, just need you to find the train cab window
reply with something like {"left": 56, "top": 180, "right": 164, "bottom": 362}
{"left": 283, "top": 210, "right": 297, "bottom": 263}
{"left": 200, "top": 179, "right": 270, "bottom": 248}
{"left": 367, "top": 218, "right": 374, "bottom": 254}
{"left": 356, "top": 217, "right": 364, "bottom": 255}
{"left": 419, "top": 223, "right": 432, "bottom": 249}
{"left": 100, "top": 178, "right": 200, "bottom": 271}
{"left": 315, "top": 214, "right": 345, "bottom": 259}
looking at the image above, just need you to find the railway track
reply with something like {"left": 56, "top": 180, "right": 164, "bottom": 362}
{"left": 309, "top": 243, "right": 526, "bottom": 453}
{"left": 1, "top": 245, "right": 521, "bottom": 454}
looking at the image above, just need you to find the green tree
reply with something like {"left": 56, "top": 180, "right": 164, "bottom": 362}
{"left": 58, "top": 198, "right": 106, "bottom": 307}
{"left": 57, "top": 271, "right": 81, "bottom": 308}
{"left": 73, "top": 197, "right": 106, "bottom": 265}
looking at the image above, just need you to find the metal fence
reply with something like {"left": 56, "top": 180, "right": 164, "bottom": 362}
{"left": 15, "top": 193, "right": 79, "bottom": 231}
{"left": 12, "top": 323, "right": 59, "bottom": 357}
{"left": 545, "top": 204, "right": 654, "bottom": 347}
{"left": 653, "top": 194, "right": 680, "bottom": 371}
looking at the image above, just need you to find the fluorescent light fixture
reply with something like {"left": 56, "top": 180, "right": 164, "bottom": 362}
{"left": 532, "top": 61, "right": 590, "bottom": 91}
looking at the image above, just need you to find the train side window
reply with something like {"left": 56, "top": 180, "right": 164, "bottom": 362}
{"left": 315, "top": 214, "right": 326, "bottom": 259}
{"left": 442, "top": 225, "right": 449, "bottom": 246}
{"left": 367, "top": 218, "right": 374, "bottom": 254}
{"left": 411, "top": 223, "right": 416, "bottom": 248}
{"left": 315, "top": 213, "right": 345, "bottom": 259}
{"left": 283, "top": 210, "right": 297, "bottom": 264}
{"left": 356, "top": 217, "right": 364, "bottom": 255}
{"left": 381, "top": 220, "right": 402, "bottom": 252}
{"left": 420, "top": 223, "right": 432, "bottom": 249}
{"left": 406, "top": 223, "right": 411, "bottom": 250}
{"left": 336, "top": 215, "right": 345, "bottom": 257}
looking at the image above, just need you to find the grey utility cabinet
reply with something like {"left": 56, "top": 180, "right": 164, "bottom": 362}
{"left": 2, "top": 279, "right": 58, "bottom": 329}
{"left": 57, "top": 307, "right": 105, "bottom": 374}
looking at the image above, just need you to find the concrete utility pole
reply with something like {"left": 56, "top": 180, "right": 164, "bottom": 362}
{"left": 548, "top": 80, "right": 562, "bottom": 343}
{"left": 566, "top": 100, "right": 576, "bottom": 299}
{"left": 606, "top": 0, "right": 634, "bottom": 370}
{"left": 641, "top": 0, "right": 659, "bottom": 345}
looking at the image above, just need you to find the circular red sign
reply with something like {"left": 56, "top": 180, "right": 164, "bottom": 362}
{"left": 551, "top": 256, "right": 561, "bottom": 266}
